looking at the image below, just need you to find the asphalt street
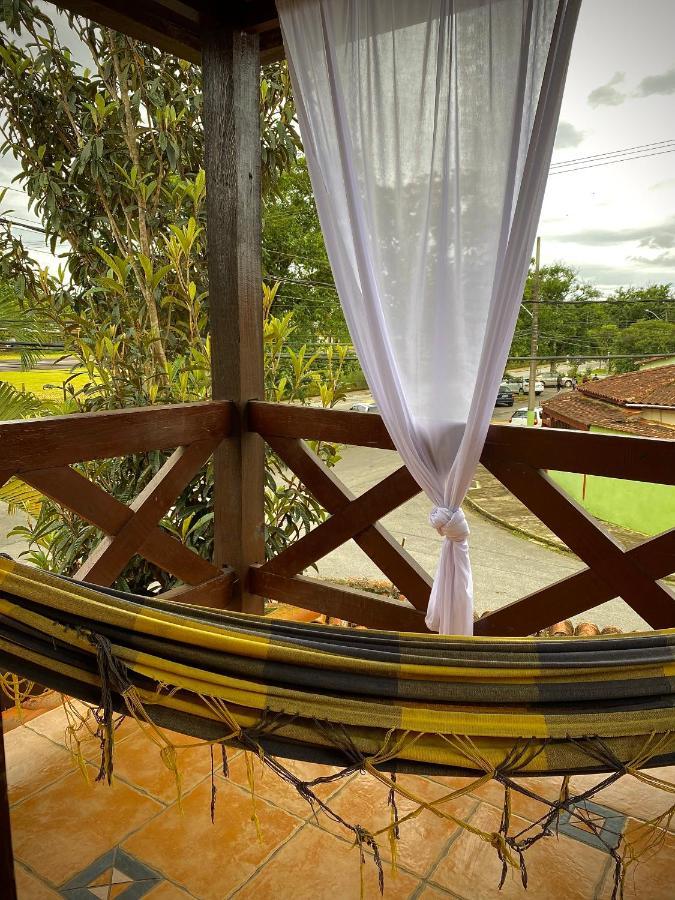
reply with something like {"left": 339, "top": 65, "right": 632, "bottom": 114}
{"left": 320, "top": 386, "right": 648, "bottom": 632}
{"left": 0, "top": 356, "right": 75, "bottom": 371}
{"left": 312, "top": 443, "right": 648, "bottom": 632}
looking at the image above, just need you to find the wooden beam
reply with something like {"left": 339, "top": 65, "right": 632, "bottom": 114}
{"left": 21, "top": 465, "right": 224, "bottom": 586}
{"left": 75, "top": 439, "right": 218, "bottom": 586}
{"left": 253, "top": 404, "right": 675, "bottom": 482}
{"left": 159, "top": 573, "right": 234, "bottom": 608}
{"left": 262, "top": 463, "right": 422, "bottom": 583}
{"left": 482, "top": 423, "right": 675, "bottom": 484}
{"left": 250, "top": 568, "right": 429, "bottom": 632}
{"left": 51, "top": 0, "right": 202, "bottom": 62}
{"left": 249, "top": 401, "right": 396, "bottom": 449}
{"left": 203, "top": 25, "right": 265, "bottom": 613}
{"left": 485, "top": 459, "right": 675, "bottom": 629}
{"left": 267, "top": 436, "right": 431, "bottom": 608}
{"left": 0, "top": 722, "right": 17, "bottom": 900}
{"left": 0, "top": 401, "right": 230, "bottom": 473}
{"left": 50, "top": 0, "right": 287, "bottom": 65}
{"left": 475, "top": 527, "right": 675, "bottom": 636}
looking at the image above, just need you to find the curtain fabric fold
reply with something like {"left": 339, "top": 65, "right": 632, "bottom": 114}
{"left": 277, "top": 0, "right": 581, "bottom": 634}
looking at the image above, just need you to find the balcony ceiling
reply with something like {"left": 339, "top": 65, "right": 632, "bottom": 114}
{"left": 50, "top": 1, "right": 284, "bottom": 64}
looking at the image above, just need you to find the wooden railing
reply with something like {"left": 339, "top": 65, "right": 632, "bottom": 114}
{"left": 0, "top": 398, "right": 674, "bottom": 635}
{"left": 0, "top": 401, "right": 234, "bottom": 607}
{"left": 250, "top": 401, "right": 675, "bottom": 636}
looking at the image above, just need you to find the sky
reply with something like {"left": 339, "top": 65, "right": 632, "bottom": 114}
{"left": 542, "top": 0, "right": 675, "bottom": 292}
{"left": 1, "top": 0, "right": 675, "bottom": 293}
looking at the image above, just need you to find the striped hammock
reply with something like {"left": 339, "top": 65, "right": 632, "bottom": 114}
{"left": 1, "top": 555, "right": 674, "bottom": 896}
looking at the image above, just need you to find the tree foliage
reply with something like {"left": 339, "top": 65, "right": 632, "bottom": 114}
{"left": 0, "top": 1, "right": 348, "bottom": 591}
{"left": 511, "top": 265, "right": 674, "bottom": 374}
{"left": 262, "top": 157, "right": 349, "bottom": 345}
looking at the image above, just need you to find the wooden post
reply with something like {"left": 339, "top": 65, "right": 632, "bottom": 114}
{"left": 203, "top": 25, "right": 265, "bottom": 613}
{"left": 0, "top": 723, "right": 17, "bottom": 900}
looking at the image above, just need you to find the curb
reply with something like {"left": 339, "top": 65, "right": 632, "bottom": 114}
{"left": 464, "top": 494, "right": 571, "bottom": 555}
{"left": 465, "top": 494, "right": 675, "bottom": 586}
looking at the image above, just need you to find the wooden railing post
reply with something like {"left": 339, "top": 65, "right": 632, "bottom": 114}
{"left": 203, "top": 25, "right": 265, "bottom": 613}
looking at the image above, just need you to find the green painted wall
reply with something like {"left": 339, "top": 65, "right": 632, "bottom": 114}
{"left": 550, "top": 425, "right": 675, "bottom": 535}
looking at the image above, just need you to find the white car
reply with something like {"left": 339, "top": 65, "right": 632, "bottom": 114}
{"left": 349, "top": 402, "right": 379, "bottom": 413}
{"left": 509, "top": 406, "right": 543, "bottom": 427}
{"left": 502, "top": 376, "right": 545, "bottom": 395}
{"left": 522, "top": 379, "right": 545, "bottom": 396}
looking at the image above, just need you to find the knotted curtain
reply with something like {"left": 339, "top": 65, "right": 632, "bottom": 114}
{"left": 277, "top": 0, "right": 581, "bottom": 633}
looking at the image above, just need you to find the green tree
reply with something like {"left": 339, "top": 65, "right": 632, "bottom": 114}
{"left": 510, "top": 262, "right": 600, "bottom": 369}
{"left": 262, "top": 156, "right": 348, "bottom": 347}
{"left": 0, "top": 2, "right": 348, "bottom": 591}
{"left": 607, "top": 319, "right": 675, "bottom": 373}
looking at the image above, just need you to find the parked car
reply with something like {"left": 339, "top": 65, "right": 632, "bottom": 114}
{"left": 539, "top": 372, "right": 575, "bottom": 389}
{"left": 502, "top": 376, "right": 545, "bottom": 396}
{"left": 350, "top": 402, "right": 379, "bottom": 413}
{"left": 495, "top": 383, "right": 514, "bottom": 407}
{"left": 509, "top": 406, "right": 543, "bottom": 427}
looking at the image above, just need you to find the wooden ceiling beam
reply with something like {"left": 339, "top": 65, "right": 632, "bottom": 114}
{"left": 49, "top": 1, "right": 285, "bottom": 64}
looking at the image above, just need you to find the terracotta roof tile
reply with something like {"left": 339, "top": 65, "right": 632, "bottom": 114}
{"left": 578, "top": 364, "right": 675, "bottom": 407}
{"left": 542, "top": 390, "right": 675, "bottom": 440}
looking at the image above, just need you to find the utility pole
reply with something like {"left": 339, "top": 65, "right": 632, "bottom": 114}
{"left": 527, "top": 237, "right": 541, "bottom": 426}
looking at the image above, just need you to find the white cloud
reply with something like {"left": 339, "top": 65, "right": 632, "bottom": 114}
{"left": 588, "top": 71, "right": 626, "bottom": 107}
{"left": 636, "top": 66, "right": 675, "bottom": 97}
{"left": 552, "top": 216, "right": 675, "bottom": 251}
{"left": 630, "top": 251, "right": 675, "bottom": 269}
{"left": 554, "top": 121, "right": 585, "bottom": 149}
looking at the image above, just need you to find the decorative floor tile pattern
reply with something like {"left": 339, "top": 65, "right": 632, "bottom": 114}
{"left": 5, "top": 703, "right": 675, "bottom": 899}
{"left": 558, "top": 799, "right": 626, "bottom": 853}
{"left": 60, "top": 847, "right": 162, "bottom": 899}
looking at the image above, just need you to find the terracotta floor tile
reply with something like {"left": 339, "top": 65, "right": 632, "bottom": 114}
{"left": 14, "top": 864, "right": 60, "bottom": 899}
{"left": 11, "top": 768, "right": 163, "bottom": 886}
{"left": 429, "top": 802, "right": 608, "bottom": 899}
{"left": 5, "top": 726, "right": 75, "bottom": 805}
{"left": 109, "top": 728, "right": 214, "bottom": 804}
{"left": 25, "top": 702, "right": 136, "bottom": 760}
{"left": 144, "top": 881, "right": 195, "bottom": 899}
{"left": 225, "top": 751, "right": 350, "bottom": 819}
{"left": 236, "top": 822, "right": 421, "bottom": 899}
{"left": 571, "top": 768, "right": 675, "bottom": 830}
{"left": 417, "top": 886, "right": 453, "bottom": 899}
{"left": 323, "top": 772, "right": 477, "bottom": 878}
{"left": 469, "top": 776, "right": 564, "bottom": 825}
{"left": 122, "top": 777, "right": 302, "bottom": 899}
{"left": 596, "top": 817, "right": 675, "bottom": 900}
{"left": 2, "top": 690, "right": 62, "bottom": 734}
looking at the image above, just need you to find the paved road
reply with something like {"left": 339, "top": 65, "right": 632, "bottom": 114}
{"left": 314, "top": 443, "right": 648, "bottom": 633}
{"left": 333, "top": 385, "right": 563, "bottom": 420}
{"left": 0, "top": 356, "right": 76, "bottom": 372}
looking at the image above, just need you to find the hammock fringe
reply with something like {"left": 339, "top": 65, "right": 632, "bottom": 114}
{"left": 2, "top": 555, "right": 675, "bottom": 898}
{"left": 4, "top": 664, "right": 674, "bottom": 900}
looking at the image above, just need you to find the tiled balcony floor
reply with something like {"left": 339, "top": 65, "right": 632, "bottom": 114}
{"left": 4, "top": 701, "right": 675, "bottom": 899}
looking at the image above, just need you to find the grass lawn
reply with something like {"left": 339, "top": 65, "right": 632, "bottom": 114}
{"left": 0, "top": 350, "right": 65, "bottom": 361}
{"left": 0, "top": 367, "right": 88, "bottom": 400}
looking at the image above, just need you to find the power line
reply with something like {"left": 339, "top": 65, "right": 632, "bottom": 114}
{"left": 0, "top": 216, "right": 47, "bottom": 235}
{"left": 549, "top": 147, "right": 675, "bottom": 176}
{"left": 549, "top": 138, "right": 675, "bottom": 169}
{"left": 506, "top": 353, "right": 674, "bottom": 361}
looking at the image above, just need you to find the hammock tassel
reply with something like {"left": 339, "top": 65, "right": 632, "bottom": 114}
{"left": 387, "top": 772, "right": 400, "bottom": 875}
{"left": 245, "top": 751, "right": 264, "bottom": 844}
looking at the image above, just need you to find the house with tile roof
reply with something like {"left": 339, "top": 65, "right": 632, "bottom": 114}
{"left": 541, "top": 367, "right": 675, "bottom": 536}
{"left": 542, "top": 365, "right": 675, "bottom": 437}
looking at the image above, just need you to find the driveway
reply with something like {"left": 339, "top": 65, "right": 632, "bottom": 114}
{"left": 315, "top": 443, "right": 649, "bottom": 633}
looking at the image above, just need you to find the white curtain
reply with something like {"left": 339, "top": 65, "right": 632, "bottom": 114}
{"left": 277, "top": 0, "right": 581, "bottom": 634}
